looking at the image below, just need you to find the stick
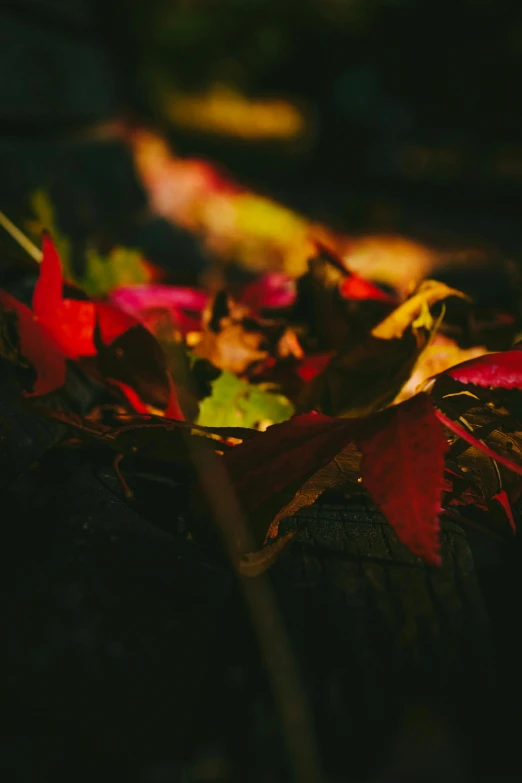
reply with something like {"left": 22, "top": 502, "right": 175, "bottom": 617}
{"left": 0, "top": 211, "right": 42, "bottom": 262}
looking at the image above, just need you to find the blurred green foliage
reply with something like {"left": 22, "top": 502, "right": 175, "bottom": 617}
{"left": 197, "top": 369, "right": 294, "bottom": 429}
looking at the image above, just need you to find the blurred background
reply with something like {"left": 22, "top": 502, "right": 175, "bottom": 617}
{"left": 1, "top": 0, "right": 522, "bottom": 279}
{"left": 124, "top": 0, "right": 522, "bottom": 246}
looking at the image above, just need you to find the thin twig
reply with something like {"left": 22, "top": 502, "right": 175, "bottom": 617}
{"left": 459, "top": 414, "right": 502, "bottom": 494}
{"left": 112, "top": 453, "right": 134, "bottom": 499}
{"left": 0, "top": 211, "right": 42, "bottom": 263}
{"left": 189, "top": 440, "right": 324, "bottom": 783}
{"left": 441, "top": 509, "right": 507, "bottom": 543}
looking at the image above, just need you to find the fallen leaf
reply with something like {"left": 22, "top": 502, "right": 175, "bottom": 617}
{"left": 371, "top": 279, "right": 468, "bottom": 340}
{"left": 224, "top": 412, "right": 357, "bottom": 514}
{"left": 227, "top": 394, "right": 451, "bottom": 564}
{"left": 81, "top": 246, "right": 160, "bottom": 297}
{"left": 297, "top": 330, "right": 426, "bottom": 417}
{"left": 292, "top": 245, "right": 393, "bottom": 352}
{"left": 94, "top": 321, "right": 173, "bottom": 413}
{"left": 194, "top": 291, "right": 302, "bottom": 376}
{"left": 445, "top": 348, "right": 522, "bottom": 388}
{"left": 194, "top": 320, "right": 270, "bottom": 375}
{"left": 340, "top": 274, "right": 395, "bottom": 302}
{"left": 441, "top": 404, "right": 522, "bottom": 511}
{"left": 240, "top": 273, "right": 297, "bottom": 311}
{"left": 32, "top": 232, "right": 62, "bottom": 319}
{"left": 295, "top": 352, "right": 334, "bottom": 383}
{"left": 110, "top": 284, "right": 208, "bottom": 335}
{"left": 297, "top": 280, "right": 463, "bottom": 417}
{"left": 0, "top": 291, "right": 66, "bottom": 396}
{"left": 435, "top": 408, "right": 522, "bottom": 477}
{"left": 197, "top": 371, "right": 294, "bottom": 430}
{"left": 491, "top": 489, "right": 516, "bottom": 534}
{"left": 164, "top": 84, "right": 307, "bottom": 141}
{"left": 359, "top": 393, "right": 448, "bottom": 565}
{"left": 11, "top": 233, "right": 141, "bottom": 360}
{"left": 394, "top": 334, "right": 488, "bottom": 403}
{"left": 266, "top": 442, "right": 360, "bottom": 540}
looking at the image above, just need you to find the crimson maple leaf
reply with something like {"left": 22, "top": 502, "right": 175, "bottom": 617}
{"left": 444, "top": 347, "right": 522, "bottom": 389}
{"left": 224, "top": 394, "right": 450, "bottom": 564}
{"left": 0, "top": 234, "right": 181, "bottom": 417}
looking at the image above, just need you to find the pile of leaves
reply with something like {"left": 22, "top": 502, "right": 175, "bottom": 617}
{"left": 2, "top": 227, "right": 522, "bottom": 569}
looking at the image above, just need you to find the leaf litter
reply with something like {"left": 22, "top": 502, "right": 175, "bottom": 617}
{"left": 1, "top": 221, "right": 522, "bottom": 572}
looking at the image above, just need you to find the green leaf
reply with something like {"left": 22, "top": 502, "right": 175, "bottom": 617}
{"left": 196, "top": 371, "right": 294, "bottom": 430}
{"left": 81, "top": 246, "right": 150, "bottom": 297}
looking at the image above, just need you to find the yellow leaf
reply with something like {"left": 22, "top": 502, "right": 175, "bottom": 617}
{"left": 372, "top": 280, "right": 468, "bottom": 340}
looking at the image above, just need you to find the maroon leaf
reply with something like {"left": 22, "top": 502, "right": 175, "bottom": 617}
{"left": 0, "top": 291, "right": 66, "bottom": 396}
{"left": 359, "top": 394, "right": 448, "bottom": 565}
{"left": 224, "top": 411, "right": 358, "bottom": 512}
{"left": 295, "top": 352, "right": 334, "bottom": 383}
{"left": 95, "top": 322, "right": 172, "bottom": 412}
{"left": 492, "top": 489, "right": 516, "bottom": 534}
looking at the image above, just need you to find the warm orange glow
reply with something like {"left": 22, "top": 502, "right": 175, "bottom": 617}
{"left": 127, "top": 127, "right": 444, "bottom": 291}
{"left": 394, "top": 334, "right": 487, "bottom": 403}
{"left": 338, "top": 235, "right": 436, "bottom": 297}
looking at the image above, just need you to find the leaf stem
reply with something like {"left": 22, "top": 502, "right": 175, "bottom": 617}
{"left": 436, "top": 408, "right": 522, "bottom": 477}
{"left": 0, "top": 211, "right": 42, "bottom": 263}
{"left": 189, "top": 441, "right": 324, "bottom": 783}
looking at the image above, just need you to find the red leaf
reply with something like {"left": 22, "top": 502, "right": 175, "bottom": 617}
{"left": 493, "top": 489, "right": 516, "bottom": 534}
{"left": 435, "top": 408, "right": 522, "bottom": 477}
{"left": 32, "top": 231, "right": 63, "bottom": 320}
{"left": 110, "top": 285, "right": 207, "bottom": 335}
{"left": 295, "top": 352, "right": 334, "bottom": 383}
{"left": 340, "top": 273, "right": 395, "bottom": 303}
{"left": 224, "top": 411, "right": 358, "bottom": 512}
{"left": 96, "top": 302, "right": 141, "bottom": 345}
{"left": 445, "top": 349, "right": 522, "bottom": 388}
{"left": 51, "top": 300, "right": 97, "bottom": 357}
{"left": 224, "top": 394, "right": 456, "bottom": 564}
{"left": 109, "top": 373, "right": 185, "bottom": 421}
{"left": 358, "top": 394, "right": 448, "bottom": 565}
{"left": 0, "top": 291, "right": 66, "bottom": 396}
{"left": 37, "top": 295, "right": 135, "bottom": 360}
{"left": 240, "top": 273, "right": 297, "bottom": 311}
{"left": 31, "top": 233, "right": 93, "bottom": 357}
{"left": 313, "top": 240, "right": 395, "bottom": 303}
{"left": 107, "top": 379, "right": 150, "bottom": 413}
{"left": 0, "top": 233, "right": 143, "bottom": 394}
{"left": 31, "top": 235, "right": 140, "bottom": 358}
